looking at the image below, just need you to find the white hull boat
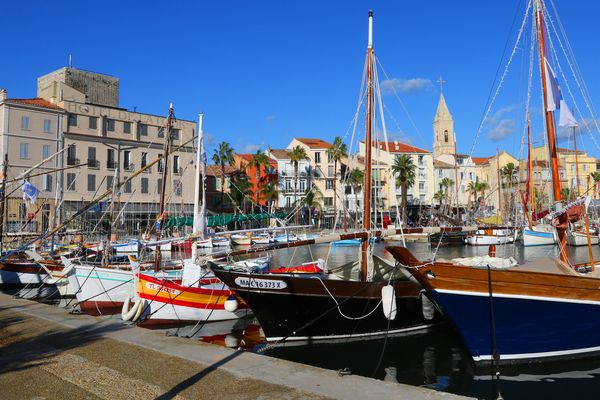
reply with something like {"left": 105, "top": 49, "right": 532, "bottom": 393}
{"left": 521, "top": 225, "right": 557, "bottom": 246}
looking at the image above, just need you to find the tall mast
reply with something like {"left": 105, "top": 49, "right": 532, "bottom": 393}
{"left": 496, "top": 149, "right": 502, "bottom": 223}
{"left": 535, "top": 0, "right": 567, "bottom": 262}
{"left": 193, "top": 113, "right": 206, "bottom": 238}
{"left": 361, "top": 10, "right": 374, "bottom": 282}
{"left": 573, "top": 126, "right": 580, "bottom": 196}
{"left": 155, "top": 103, "right": 174, "bottom": 271}
{"left": 527, "top": 112, "right": 535, "bottom": 227}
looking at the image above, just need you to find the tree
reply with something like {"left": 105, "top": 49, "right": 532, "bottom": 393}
{"left": 474, "top": 181, "right": 489, "bottom": 209}
{"left": 261, "top": 181, "right": 278, "bottom": 208}
{"left": 440, "top": 177, "right": 454, "bottom": 214}
{"left": 325, "top": 136, "right": 348, "bottom": 225}
{"left": 287, "top": 145, "right": 308, "bottom": 224}
{"left": 561, "top": 187, "right": 573, "bottom": 202}
{"left": 391, "top": 155, "right": 416, "bottom": 223}
{"left": 247, "top": 150, "right": 271, "bottom": 207}
{"left": 466, "top": 181, "right": 477, "bottom": 211}
{"left": 347, "top": 168, "right": 364, "bottom": 219}
{"left": 298, "top": 185, "right": 323, "bottom": 227}
{"left": 501, "top": 162, "right": 518, "bottom": 217}
{"left": 212, "top": 142, "right": 235, "bottom": 213}
{"left": 591, "top": 172, "right": 600, "bottom": 199}
{"left": 229, "top": 173, "right": 252, "bottom": 215}
{"left": 433, "top": 190, "right": 445, "bottom": 206}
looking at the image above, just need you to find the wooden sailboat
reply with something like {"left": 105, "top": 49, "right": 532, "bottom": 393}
{"left": 392, "top": 0, "right": 600, "bottom": 364}
{"left": 211, "top": 11, "right": 441, "bottom": 342}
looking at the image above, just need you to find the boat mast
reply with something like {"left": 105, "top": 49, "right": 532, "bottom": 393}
{"left": 496, "top": 149, "right": 502, "bottom": 224}
{"left": 361, "top": 10, "right": 374, "bottom": 282}
{"left": 155, "top": 103, "right": 174, "bottom": 271}
{"left": 535, "top": 0, "right": 567, "bottom": 262}
{"left": 527, "top": 112, "right": 535, "bottom": 227}
{"left": 573, "top": 126, "right": 580, "bottom": 196}
{"left": 193, "top": 113, "right": 206, "bottom": 238}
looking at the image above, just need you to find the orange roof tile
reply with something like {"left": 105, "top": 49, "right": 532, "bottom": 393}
{"left": 296, "top": 138, "right": 333, "bottom": 149}
{"left": 4, "top": 98, "right": 64, "bottom": 110}
{"left": 375, "top": 141, "right": 429, "bottom": 154}
{"left": 472, "top": 156, "right": 492, "bottom": 166}
{"left": 205, "top": 165, "right": 239, "bottom": 177}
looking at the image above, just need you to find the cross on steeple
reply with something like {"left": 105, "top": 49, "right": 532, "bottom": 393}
{"left": 437, "top": 76, "right": 446, "bottom": 93}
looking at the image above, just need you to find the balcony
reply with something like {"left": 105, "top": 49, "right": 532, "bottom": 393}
{"left": 173, "top": 167, "right": 183, "bottom": 175}
{"left": 66, "top": 157, "right": 79, "bottom": 166}
{"left": 107, "top": 160, "right": 117, "bottom": 169}
{"left": 87, "top": 159, "right": 100, "bottom": 169}
{"left": 124, "top": 163, "right": 135, "bottom": 172}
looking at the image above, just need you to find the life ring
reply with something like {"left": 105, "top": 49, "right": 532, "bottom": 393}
{"left": 121, "top": 295, "right": 143, "bottom": 322}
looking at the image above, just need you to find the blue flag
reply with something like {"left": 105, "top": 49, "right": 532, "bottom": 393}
{"left": 22, "top": 180, "right": 39, "bottom": 203}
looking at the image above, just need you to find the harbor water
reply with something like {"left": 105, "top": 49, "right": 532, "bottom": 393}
{"left": 6, "top": 240, "right": 600, "bottom": 400}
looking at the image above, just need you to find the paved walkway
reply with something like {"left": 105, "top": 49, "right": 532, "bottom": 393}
{"left": 0, "top": 293, "right": 471, "bottom": 399}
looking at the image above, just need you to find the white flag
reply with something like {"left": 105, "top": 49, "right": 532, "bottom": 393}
{"left": 544, "top": 57, "right": 561, "bottom": 112}
{"left": 558, "top": 99, "right": 578, "bottom": 127}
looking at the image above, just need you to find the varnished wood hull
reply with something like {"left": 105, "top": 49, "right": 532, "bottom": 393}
{"left": 387, "top": 246, "right": 600, "bottom": 364}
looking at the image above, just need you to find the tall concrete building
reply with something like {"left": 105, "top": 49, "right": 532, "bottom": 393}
{"left": 1, "top": 66, "right": 197, "bottom": 235}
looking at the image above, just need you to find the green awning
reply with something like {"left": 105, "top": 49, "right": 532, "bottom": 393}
{"left": 164, "top": 212, "right": 288, "bottom": 228}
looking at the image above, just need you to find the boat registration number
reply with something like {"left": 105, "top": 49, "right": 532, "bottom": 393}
{"left": 145, "top": 282, "right": 180, "bottom": 295}
{"left": 234, "top": 277, "right": 287, "bottom": 290}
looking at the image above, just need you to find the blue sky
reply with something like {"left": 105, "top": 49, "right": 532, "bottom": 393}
{"left": 3, "top": 0, "right": 600, "bottom": 159}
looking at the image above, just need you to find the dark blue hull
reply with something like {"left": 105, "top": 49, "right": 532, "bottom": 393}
{"left": 432, "top": 290, "right": 600, "bottom": 363}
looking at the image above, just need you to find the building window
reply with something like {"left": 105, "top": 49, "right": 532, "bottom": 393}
{"left": 141, "top": 177, "right": 149, "bottom": 194}
{"left": 68, "top": 114, "right": 77, "bottom": 127}
{"left": 326, "top": 179, "right": 334, "bottom": 190}
{"left": 107, "top": 149, "right": 116, "bottom": 169}
{"left": 124, "top": 150, "right": 132, "bottom": 171}
{"left": 89, "top": 116, "right": 98, "bottom": 130}
{"left": 123, "top": 121, "right": 132, "bottom": 134}
{"left": 139, "top": 123, "right": 148, "bottom": 136}
{"left": 87, "top": 174, "right": 96, "bottom": 192}
{"left": 107, "top": 175, "right": 114, "bottom": 190}
{"left": 66, "top": 173, "right": 76, "bottom": 191}
{"left": 300, "top": 180, "right": 306, "bottom": 191}
{"left": 172, "top": 128, "right": 180, "bottom": 140}
{"left": 324, "top": 197, "right": 333, "bottom": 206}
{"left": 105, "top": 118, "right": 115, "bottom": 132}
{"left": 43, "top": 119, "right": 52, "bottom": 133}
{"left": 157, "top": 178, "right": 163, "bottom": 194}
{"left": 314, "top": 152, "right": 321, "bottom": 163}
{"left": 173, "top": 155, "right": 180, "bottom": 174}
{"left": 419, "top": 182, "right": 425, "bottom": 190}
{"left": 67, "top": 145, "right": 77, "bottom": 165}
{"left": 20, "top": 143, "right": 29, "bottom": 159}
{"left": 87, "top": 147, "right": 98, "bottom": 168}
{"left": 141, "top": 152, "right": 147, "bottom": 168}
{"left": 158, "top": 127, "right": 164, "bottom": 138}
{"left": 327, "top": 152, "right": 333, "bottom": 163}
{"left": 444, "top": 130, "right": 448, "bottom": 143}
{"left": 42, "top": 174, "right": 53, "bottom": 192}
{"left": 174, "top": 180, "right": 182, "bottom": 196}
{"left": 21, "top": 116, "right": 30, "bottom": 130}
{"left": 124, "top": 178, "right": 132, "bottom": 193}
{"left": 328, "top": 165, "right": 334, "bottom": 177}
{"left": 42, "top": 145, "right": 52, "bottom": 159}
{"left": 157, "top": 159, "right": 164, "bottom": 172}
{"left": 418, "top": 155, "right": 424, "bottom": 165}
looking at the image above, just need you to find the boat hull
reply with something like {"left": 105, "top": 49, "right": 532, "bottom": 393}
{"left": 0, "top": 262, "right": 50, "bottom": 286}
{"left": 521, "top": 227, "right": 556, "bottom": 246}
{"left": 465, "top": 234, "right": 514, "bottom": 246}
{"left": 211, "top": 267, "right": 441, "bottom": 342}
{"left": 136, "top": 273, "right": 248, "bottom": 326}
{"left": 568, "top": 231, "right": 600, "bottom": 246}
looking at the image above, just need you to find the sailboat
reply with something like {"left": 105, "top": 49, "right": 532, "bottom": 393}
{"left": 211, "top": 11, "right": 441, "bottom": 342}
{"left": 391, "top": 0, "right": 600, "bottom": 364}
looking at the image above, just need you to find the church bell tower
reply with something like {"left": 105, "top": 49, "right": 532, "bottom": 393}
{"left": 433, "top": 77, "right": 456, "bottom": 159}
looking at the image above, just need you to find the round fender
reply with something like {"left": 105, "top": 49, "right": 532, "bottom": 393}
{"left": 121, "top": 295, "right": 143, "bottom": 321}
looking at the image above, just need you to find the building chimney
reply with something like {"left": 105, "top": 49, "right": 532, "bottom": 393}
{"left": 0, "top": 88, "right": 6, "bottom": 101}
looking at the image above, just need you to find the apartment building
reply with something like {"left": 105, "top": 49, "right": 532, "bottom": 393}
{"left": 233, "top": 153, "right": 278, "bottom": 208}
{"left": 265, "top": 148, "right": 309, "bottom": 209}
{"left": 0, "top": 66, "right": 197, "bottom": 235}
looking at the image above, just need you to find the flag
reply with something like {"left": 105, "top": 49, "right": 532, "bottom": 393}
{"left": 558, "top": 99, "right": 578, "bottom": 127}
{"left": 22, "top": 180, "right": 39, "bottom": 203}
{"left": 544, "top": 57, "right": 561, "bottom": 112}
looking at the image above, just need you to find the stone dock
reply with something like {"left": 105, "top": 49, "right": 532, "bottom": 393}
{"left": 0, "top": 293, "right": 471, "bottom": 399}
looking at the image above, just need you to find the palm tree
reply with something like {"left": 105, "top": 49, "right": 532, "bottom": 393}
{"left": 261, "top": 181, "right": 278, "bottom": 208}
{"left": 474, "top": 181, "right": 489, "bottom": 212}
{"left": 561, "top": 187, "right": 573, "bottom": 202}
{"left": 247, "top": 150, "right": 271, "bottom": 207}
{"left": 501, "top": 162, "right": 517, "bottom": 217}
{"left": 591, "top": 171, "right": 600, "bottom": 199}
{"left": 347, "top": 168, "right": 364, "bottom": 218}
{"left": 325, "top": 136, "right": 348, "bottom": 225}
{"left": 229, "top": 173, "right": 252, "bottom": 215}
{"left": 299, "top": 185, "right": 323, "bottom": 227}
{"left": 433, "top": 190, "right": 445, "bottom": 206}
{"left": 287, "top": 145, "right": 308, "bottom": 223}
{"left": 466, "top": 181, "right": 477, "bottom": 211}
{"left": 391, "top": 155, "right": 417, "bottom": 223}
{"left": 440, "top": 177, "right": 454, "bottom": 214}
{"left": 212, "top": 142, "right": 235, "bottom": 213}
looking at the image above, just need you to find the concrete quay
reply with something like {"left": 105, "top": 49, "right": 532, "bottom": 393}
{"left": 0, "top": 293, "right": 472, "bottom": 399}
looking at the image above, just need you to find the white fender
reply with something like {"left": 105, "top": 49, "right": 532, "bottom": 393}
{"left": 224, "top": 295, "right": 239, "bottom": 312}
{"left": 381, "top": 284, "right": 397, "bottom": 320}
{"left": 121, "top": 295, "right": 143, "bottom": 321}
